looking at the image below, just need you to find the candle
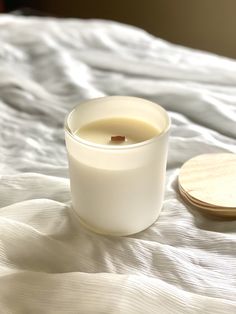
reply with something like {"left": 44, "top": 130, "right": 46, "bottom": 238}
{"left": 65, "top": 96, "right": 170, "bottom": 236}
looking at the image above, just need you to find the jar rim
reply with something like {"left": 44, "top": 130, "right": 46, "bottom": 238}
{"left": 64, "top": 96, "right": 171, "bottom": 151}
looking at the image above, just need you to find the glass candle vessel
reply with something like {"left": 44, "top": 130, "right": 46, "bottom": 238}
{"left": 65, "top": 96, "right": 170, "bottom": 236}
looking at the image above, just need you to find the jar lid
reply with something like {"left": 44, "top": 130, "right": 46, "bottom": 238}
{"left": 178, "top": 153, "right": 236, "bottom": 217}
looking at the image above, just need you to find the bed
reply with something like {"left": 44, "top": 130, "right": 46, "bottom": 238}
{"left": 0, "top": 15, "right": 236, "bottom": 313}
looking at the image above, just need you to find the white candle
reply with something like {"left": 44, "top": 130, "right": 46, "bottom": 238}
{"left": 65, "top": 96, "right": 170, "bottom": 236}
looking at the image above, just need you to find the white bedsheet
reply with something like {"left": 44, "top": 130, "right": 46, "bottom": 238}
{"left": 0, "top": 15, "right": 236, "bottom": 313}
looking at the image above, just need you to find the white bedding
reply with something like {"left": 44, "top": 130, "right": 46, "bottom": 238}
{"left": 0, "top": 15, "right": 236, "bottom": 313}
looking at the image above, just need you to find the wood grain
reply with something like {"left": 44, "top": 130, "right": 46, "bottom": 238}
{"left": 178, "top": 153, "right": 236, "bottom": 218}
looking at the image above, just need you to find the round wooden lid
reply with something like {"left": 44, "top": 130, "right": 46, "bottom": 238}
{"left": 178, "top": 153, "right": 236, "bottom": 217}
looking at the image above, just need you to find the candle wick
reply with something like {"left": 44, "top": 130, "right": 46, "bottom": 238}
{"left": 110, "top": 135, "right": 126, "bottom": 142}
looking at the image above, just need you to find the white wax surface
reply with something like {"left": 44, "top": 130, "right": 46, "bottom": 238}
{"left": 75, "top": 117, "right": 160, "bottom": 145}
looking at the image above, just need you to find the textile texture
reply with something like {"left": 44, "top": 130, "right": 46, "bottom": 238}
{"left": 0, "top": 15, "right": 236, "bottom": 313}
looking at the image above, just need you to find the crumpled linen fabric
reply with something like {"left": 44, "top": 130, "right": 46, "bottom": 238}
{"left": 0, "top": 15, "right": 236, "bottom": 313}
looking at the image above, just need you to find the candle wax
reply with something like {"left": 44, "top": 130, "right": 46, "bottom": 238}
{"left": 75, "top": 117, "right": 160, "bottom": 145}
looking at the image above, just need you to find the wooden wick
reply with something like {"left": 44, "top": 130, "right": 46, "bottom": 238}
{"left": 110, "top": 135, "right": 126, "bottom": 142}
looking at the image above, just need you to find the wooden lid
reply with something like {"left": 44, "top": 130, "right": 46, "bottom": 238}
{"left": 178, "top": 153, "right": 236, "bottom": 217}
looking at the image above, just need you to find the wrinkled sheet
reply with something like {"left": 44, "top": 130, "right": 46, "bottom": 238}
{"left": 0, "top": 15, "right": 236, "bottom": 313}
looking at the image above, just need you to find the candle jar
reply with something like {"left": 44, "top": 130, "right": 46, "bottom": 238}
{"left": 65, "top": 96, "right": 170, "bottom": 236}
